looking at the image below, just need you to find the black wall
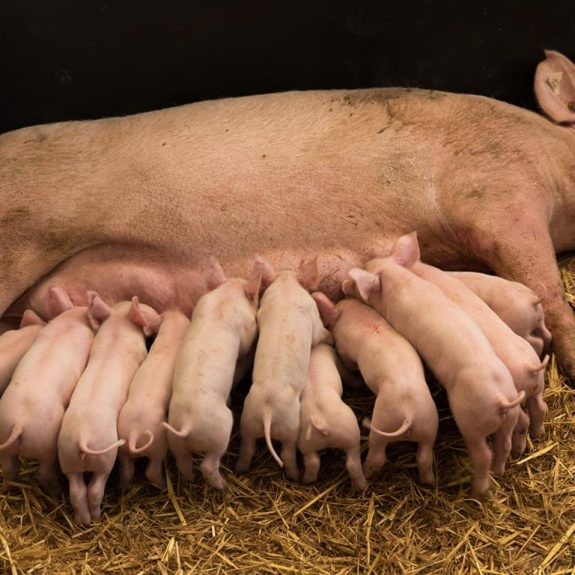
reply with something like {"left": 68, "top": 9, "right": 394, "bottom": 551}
{"left": 1, "top": 0, "right": 574, "bottom": 134}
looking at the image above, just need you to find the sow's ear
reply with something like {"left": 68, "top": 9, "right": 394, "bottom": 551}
{"left": 46, "top": 286, "right": 74, "bottom": 318}
{"left": 87, "top": 291, "right": 112, "bottom": 329}
{"left": 347, "top": 269, "right": 380, "bottom": 302}
{"left": 534, "top": 50, "right": 575, "bottom": 124}
{"left": 391, "top": 232, "right": 420, "bottom": 268}
{"left": 128, "top": 297, "right": 161, "bottom": 337}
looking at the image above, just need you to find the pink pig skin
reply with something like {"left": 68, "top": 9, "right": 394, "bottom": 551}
{"left": 511, "top": 408, "right": 530, "bottom": 458}
{"left": 0, "top": 310, "right": 46, "bottom": 397}
{"left": 117, "top": 309, "right": 190, "bottom": 490}
{"left": 359, "top": 236, "right": 549, "bottom": 444}
{"left": 57, "top": 294, "right": 161, "bottom": 525}
{"left": 164, "top": 261, "right": 262, "bottom": 490}
{"left": 297, "top": 343, "right": 366, "bottom": 489}
{"left": 0, "top": 288, "right": 93, "bottom": 496}
{"left": 347, "top": 233, "right": 525, "bottom": 497}
{"left": 3, "top": 51, "right": 575, "bottom": 385}
{"left": 313, "top": 293, "right": 438, "bottom": 486}
{"left": 447, "top": 271, "right": 552, "bottom": 357}
{"left": 237, "top": 259, "right": 333, "bottom": 480}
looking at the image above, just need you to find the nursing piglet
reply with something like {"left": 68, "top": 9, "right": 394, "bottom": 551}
{"left": 0, "top": 310, "right": 46, "bottom": 397}
{"left": 448, "top": 271, "right": 552, "bottom": 357}
{"left": 361, "top": 233, "right": 549, "bottom": 443}
{"left": 58, "top": 294, "right": 160, "bottom": 525}
{"left": 297, "top": 343, "right": 366, "bottom": 489}
{"left": 117, "top": 309, "right": 189, "bottom": 490}
{"left": 347, "top": 233, "right": 525, "bottom": 497}
{"left": 237, "top": 258, "right": 332, "bottom": 480}
{"left": 313, "top": 293, "right": 438, "bottom": 485}
{"left": 0, "top": 287, "right": 94, "bottom": 495}
{"left": 164, "top": 260, "right": 262, "bottom": 490}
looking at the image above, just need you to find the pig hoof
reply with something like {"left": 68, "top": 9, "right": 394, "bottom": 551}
{"left": 510, "top": 448, "right": 525, "bottom": 459}
{"left": 419, "top": 472, "right": 436, "bottom": 486}
{"left": 235, "top": 461, "right": 250, "bottom": 474}
{"left": 149, "top": 478, "right": 166, "bottom": 490}
{"left": 470, "top": 485, "right": 490, "bottom": 500}
{"left": 362, "top": 464, "right": 378, "bottom": 479}
{"left": 74, "top": 512, "right": 92, "bottom": 526}
{"left": 302, "top": 473, "right": 318, "bottom": 484}
{"left": 353, "top": 478, "right": 369, "bottom": 491}
{"left": 284, "top": 469, "right": 300, "bottom": 482}
{"left": 206, "top": 475, "right": 227, "bottom": 491}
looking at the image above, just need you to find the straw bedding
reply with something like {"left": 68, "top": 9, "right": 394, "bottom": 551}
{"left": 0, "top": 260, "right": 574, "bottom": 575}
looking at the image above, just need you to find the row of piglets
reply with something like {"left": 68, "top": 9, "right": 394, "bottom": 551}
{"left": 0, "top": 240, "right": 552, "bottom": 523}
{"left": 342, "top": 232, "right": 551, "bottom": 497}
{"left": 0, "top": 287, "right": 162, "bottom": 524}
{"left": 165, "top": 256, "right": 336, "bottom": 490}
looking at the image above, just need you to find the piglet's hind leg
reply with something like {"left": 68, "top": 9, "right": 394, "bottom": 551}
{"left": 145, "top": 459, "right": 166, "bottom": 490}
{"left": 302, "top": 450, "right": 321, "bottom": 484}
{"left": 416, "top": 442, "right": 436, "bottom": 486}
{"left": 38, "top": 459, "right": 61, "bottom": 497}
{"left": 280, "top": 442, "right": 300, "bottom": 481}
{"left": 0, "top": 453, "right": 20, "bottom": 487}
{"left": 236, "top": 438, "right": 256, "bottom": 473}
{"left": 87, "top": 472, "right": 110, "bottom": 522}
{"left": 200, "top": 453, "right": 226, "bottom": 490}
{"left": 119, "top": 456, "right": 135, "bottom": 491}
{"left": 67, "top": 473, "right": 91, "bottom": 525}
{"left": 345, "top": 447, "right": 367, "bottom": 490}
{"left": 465, "top": 438, "right": 493, "bottom": 498}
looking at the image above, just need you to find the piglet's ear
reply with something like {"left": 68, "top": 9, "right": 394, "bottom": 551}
{"left": 311, "top": 292, "right": 341, "bottom": 329}
{"left": 341, "top": 278, "right": 357, "bottom": 297}
{"left": 128, "top": 297, "right": 161, "bottom": 337}
{"left": 254, "top": 255, "right": 276, "bottom": 291}
{"left": 298, "top": 256, "right": 319, "bottom": 292}
{"left": 87, "top": 291, "right": 112, "bottom": 329}
{"left": 243, "top": 267, "right": 263, "bottom": 304}
{"left": 347, "top": 269, "right": 380, "bottom": 303}
{"left": 46, "top": 286, "right": 74, "bottom": 318}
{"left": 391, "top": 232, "right": 420, "bottom": 269}
{"left": 205, "top": 256, "right": 227, "bottom": 290}
{"left": 534, "top": 50, "right": 575, "bottom": 124}
{"left": 20, "top": 309, "right": 46, "bottom": 328}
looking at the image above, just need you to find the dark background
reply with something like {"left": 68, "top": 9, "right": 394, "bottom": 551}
{"left": 1, "top": 0, "right": 574, "bottom": 135}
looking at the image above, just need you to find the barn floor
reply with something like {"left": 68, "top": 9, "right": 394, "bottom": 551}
{"left": 0, "top": 261, "right": 574, "bottom": 575}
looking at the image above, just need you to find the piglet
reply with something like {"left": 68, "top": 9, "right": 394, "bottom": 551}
{"left": 313, "top": 293, "right": 438, "bottom": 485}
{"left": 346, "top": 233, "right": 525, "bottom": 497}
{"left": 297, "top": 342, "right": 366, "bottom": 489}
{"left": 0, "top": 310, "right": 46, "bottom": 397}
{"left": 117, "top": 309, "right": 190, "bottom": 490}
{"left": 448, "top": 271, "right": 552, "bottom": 357}
{"left": 237, "top": 258, "right": 332, "bottom": 480}
{"left": 164, "top": 259, "right": 262, "bottom": 490}
{"left": 0, "top": 287, "right": 94, "bottom": 495}
{"left": 57, "top": 293, "right": 160, "bottom": 525}
{"left": 358, "top": 237, "right": 549, "bottom": 444}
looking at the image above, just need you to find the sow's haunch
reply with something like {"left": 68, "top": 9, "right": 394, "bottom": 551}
{"left": 0, "top": 50, "right": 574, "bottom": 381}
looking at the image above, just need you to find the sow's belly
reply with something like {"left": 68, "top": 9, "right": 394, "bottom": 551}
{"left": 6, "top": 235, "right": 483, "bottom": 322}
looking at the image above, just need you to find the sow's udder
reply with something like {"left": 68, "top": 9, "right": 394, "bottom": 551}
{"left": 4, "top": 246, "right": 401, "bottom": 322}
